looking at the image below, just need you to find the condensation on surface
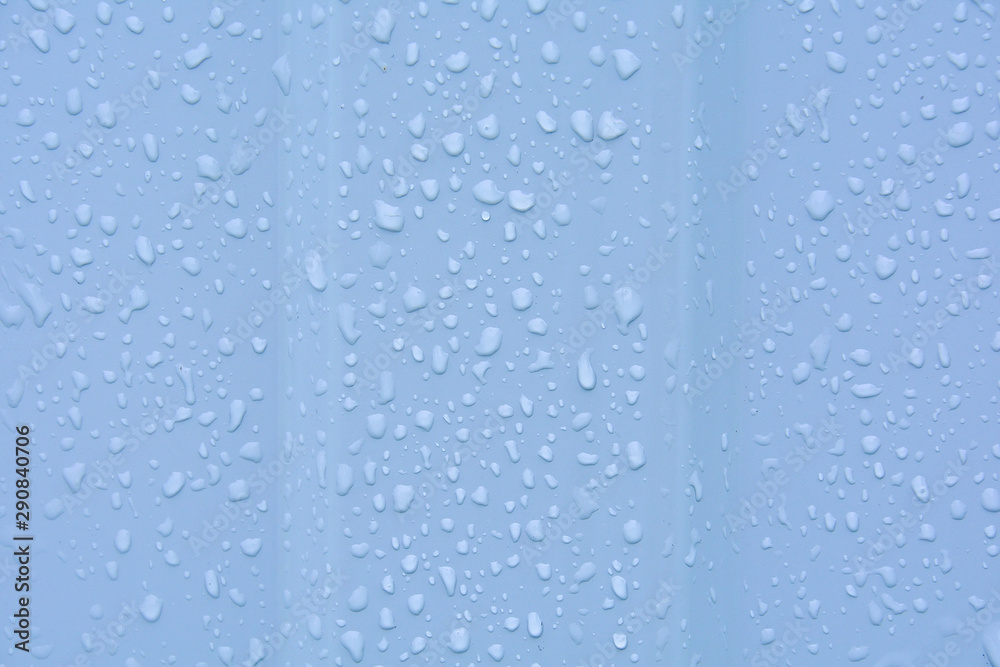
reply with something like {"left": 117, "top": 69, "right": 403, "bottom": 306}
{"left": 1, "top": 1, "right": 999, "bottom": 666}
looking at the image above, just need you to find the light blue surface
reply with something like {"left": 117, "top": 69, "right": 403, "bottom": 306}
{"left": 1, "top": 1, "right": 999, "bottom": 665}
